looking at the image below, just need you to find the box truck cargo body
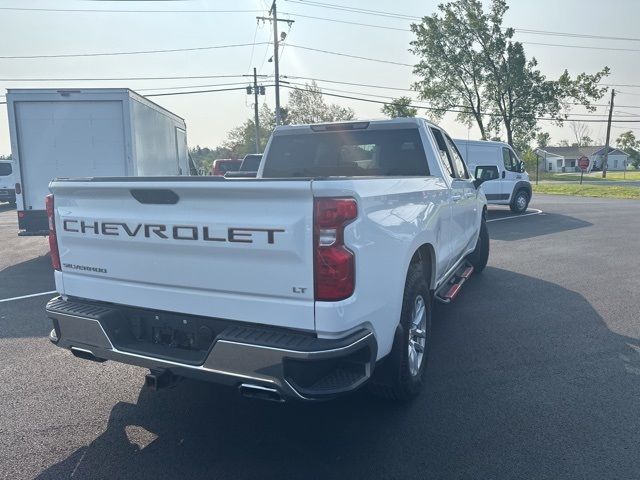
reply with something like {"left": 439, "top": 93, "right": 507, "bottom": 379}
{"left": 7, "top": 88, "right": 189, "bottom": 235}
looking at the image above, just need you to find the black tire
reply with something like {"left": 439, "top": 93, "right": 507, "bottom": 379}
{"left": 510, "top": 189, "right": 529, "bottom": 214}
{"left": 369, "top": 261, "right": 432, "bottom": 401}
{"left": 467, "top": 213, "right": 489, "bottom": 273}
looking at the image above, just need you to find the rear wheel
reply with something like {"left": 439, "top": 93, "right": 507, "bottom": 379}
{"left": 510, "top": 189, "right": 529, "bottom": 214}
{"left": 369, "top": 261, "right": 432, "bottom": 401}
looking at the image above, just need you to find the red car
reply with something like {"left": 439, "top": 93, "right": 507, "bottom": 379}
{"left": 210, "top": 159, "right": 242, "bottom": 176}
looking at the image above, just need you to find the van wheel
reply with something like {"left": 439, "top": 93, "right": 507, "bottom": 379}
{"left": 510, "top": 190, "right": 529, "bottom": 214}
{"left": 467, "top": 213, "right": 489, "bottom": 273}
{"left": 369, "top": 261, "right": 431, "bottom": 401}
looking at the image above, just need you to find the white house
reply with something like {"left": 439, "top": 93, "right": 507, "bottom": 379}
{"left": 536, "top": 146, "right": 628, "bottom": 172}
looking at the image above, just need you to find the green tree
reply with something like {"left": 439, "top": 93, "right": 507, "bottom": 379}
{"left": 285, "top": 81, "right": 354, "bottom": 124}
{"left": 381, "top": 97, "right": 418, "bottom": 118}
{"left": 536, "top": 132, "right": 551, "bottom": 148}
{"left": 218, "top": 83, "right": 354, "bottom": 158}
{"left": 189, "top": 145, "right": 232, "bottom": 174}
{"left": 223, "top": 104, "right": 276, "bottom": 157}
{"left": 411, "top": 2, "right": 490, "bottom": 138}
{"left": 616, "top": 130, "right": 640, "bottom": 169}
{"left": 520, "top": 148, "right": 539, "bottom": 173}
{"left": 410, "top": 0, "right": 609, "bottom": 148}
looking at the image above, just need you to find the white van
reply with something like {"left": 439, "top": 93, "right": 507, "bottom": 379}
{"left": 0, "top": 160, "right": 16, "bottom": 205}
{"left": 454, "top": 139, "right": 532, "bottom": 214}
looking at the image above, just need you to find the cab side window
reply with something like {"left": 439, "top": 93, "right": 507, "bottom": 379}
{"left": 430, "top": 127, "right": 454, "bottom": 178}
{"left": 502, "top": 147, "right": 521, "bottom": 172}
{"left": 444, "top": 134, "right": 469, "bottom": 179}
{"left": 509, "top": 149, "right": 522, "bottom": 173}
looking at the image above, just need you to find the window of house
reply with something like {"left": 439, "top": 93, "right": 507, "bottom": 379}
{"left": 548, "top": 163, "right": 552, "bottom": 171}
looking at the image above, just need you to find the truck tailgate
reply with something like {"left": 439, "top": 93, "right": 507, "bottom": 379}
{"left": 50, "top": 179, "right": 316, "bottom": 331}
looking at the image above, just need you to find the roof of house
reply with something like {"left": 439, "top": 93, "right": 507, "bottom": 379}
{"left": 537, "top": 145, "right": 627, "bottom": 158}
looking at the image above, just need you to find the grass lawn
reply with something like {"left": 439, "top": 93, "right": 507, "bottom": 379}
{"left": 533, "top": 183, "right": 640, "bottom": 199}
{"left": 595, "top": 171, "right": 640, "bottom": 181}
{"left": 535, "top": 171, "right": 640, "bottom": 182}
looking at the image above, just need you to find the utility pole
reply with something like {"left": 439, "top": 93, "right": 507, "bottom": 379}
{"left": 602, "top": 89, "right": 615, "bottom": 178}
{"left": 253, "top": 67, "right": 260, "bottom": 153}
{"left": 257, "top": 1, "right": 293, "bottom": 126}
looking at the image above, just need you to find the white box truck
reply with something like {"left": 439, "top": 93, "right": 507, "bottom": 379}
{"left": 6, "top": 88, "right": 190, "bottom": 236}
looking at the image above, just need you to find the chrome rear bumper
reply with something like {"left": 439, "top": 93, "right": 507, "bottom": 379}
{"left": 46, "top": 296, "right": 377, "bottom": 401}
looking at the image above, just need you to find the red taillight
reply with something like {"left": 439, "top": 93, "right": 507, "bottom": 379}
{"left": 314, "top": 197, "right": 357, "bottom": 301}
{"left": 45, "top": 194, "right": 61, "bottom": 271}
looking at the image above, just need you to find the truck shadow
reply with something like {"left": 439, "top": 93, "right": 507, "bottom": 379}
{"left": 35, "top": 268, "right": 640, "bottom": 479}
{"left": 0, "top": 254, "right": 54, "bottom": 297}
{"left": 0, "top": 202, "right": 16, "bottom": 212}
{"left": 488, "top": 211, "right": 592, "bottom": 241}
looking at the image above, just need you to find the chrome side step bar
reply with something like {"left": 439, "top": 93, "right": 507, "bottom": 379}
{"left": 434, "top": 261, "right": 474, "bottom": 304}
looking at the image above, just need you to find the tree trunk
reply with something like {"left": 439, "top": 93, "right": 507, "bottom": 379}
{"left": 505, "top": 119, "right": 514, "bottom": 148}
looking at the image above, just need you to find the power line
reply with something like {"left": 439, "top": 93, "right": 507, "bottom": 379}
{"left": 279, "top": 11, "right": 409, "bottom": 31}
{"left": 280, "top": 84, "right": 640, "bottom": 122}
{"left": 284, "top": 75, "right": 413, "bottom": 91}
{"left": 515, "top": 28, "right": 640, "bottom": 43}
{"left": 285, "top": 1, "right": 640, "bottom": 54}
{"left": 616, "top": 90, "right": 640, "bottom": 96}
{"left": 280, "top": 10, "right": 640, "bottom": 46}
{"left": 246, "top": 23, "right": 261, "bottom": 73}
{"left": 135, "top": 82, "right": 252, "bottom": 92}
{"left": 523, "top": 41, "right": 640, "bottom": 53}
{"left": 285, "top": 75, "right": 640, "bottom": 112}
{"left": 145, "top": 85, "right": 265, "bottom": 98}
{"left": 287, "top": 44, "right": 413, "bottom": 66}
{"left": 283, "top": 0, "right": 418, "bottom": 20}
{"left": 0, "top": 42, "right": 269, "bottom": 60}
{"left": 0, "top": 7, "right": 265, "bottom": 14}
{"left": 0, "top": 74, "right": 264, "bottom": 82}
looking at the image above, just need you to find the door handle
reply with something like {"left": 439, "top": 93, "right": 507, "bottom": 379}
{"left": 451, "top": 194, "right": 462, "bottom": 202}
{"left": 501, "top": 171, "right": 506, "bottom": 179}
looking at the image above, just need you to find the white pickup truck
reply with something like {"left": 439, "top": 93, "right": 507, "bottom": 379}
{"left": 46, "top": 118, "right": 489, "bottom": 402}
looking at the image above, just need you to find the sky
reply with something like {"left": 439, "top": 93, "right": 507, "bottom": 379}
{"left": 1, "top": 0, "right": 639, "bottom": 156}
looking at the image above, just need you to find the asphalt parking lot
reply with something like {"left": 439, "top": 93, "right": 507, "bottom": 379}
{"left": 1, "top": 195, "right": 639, "bottom": 480}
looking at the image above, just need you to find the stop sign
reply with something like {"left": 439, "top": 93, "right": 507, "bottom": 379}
{"left": 578, "top": 156, "right": 590, "bottom": 171}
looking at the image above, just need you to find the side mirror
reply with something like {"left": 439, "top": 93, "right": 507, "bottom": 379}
{"left": 474, "top": 165, "right": 499, "bottom": 189}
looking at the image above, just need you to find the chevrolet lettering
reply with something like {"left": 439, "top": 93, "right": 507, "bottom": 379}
{"left": 62, "top": 219, "right": 285, "bottom": 244}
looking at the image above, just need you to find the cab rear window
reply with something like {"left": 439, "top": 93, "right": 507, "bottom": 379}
{"left": 262, "top": 128, "right": 429, "bottom": 178}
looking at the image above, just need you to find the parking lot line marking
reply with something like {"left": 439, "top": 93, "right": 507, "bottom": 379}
{"left": 487, "top": 208, "right": 543, "bottom": 223}
{"left": 0, "top": 290, "right": 57, "bottom": 303}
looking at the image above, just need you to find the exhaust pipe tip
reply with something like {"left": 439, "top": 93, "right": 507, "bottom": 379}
{"left": 70, "top": 346, "right": 106, "bottom": 363}
{"left": 239, "top": 383, "right": 284, "bottom": 402}
{"left": 49, "top": 328, "right": 59, "bottom": 344}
